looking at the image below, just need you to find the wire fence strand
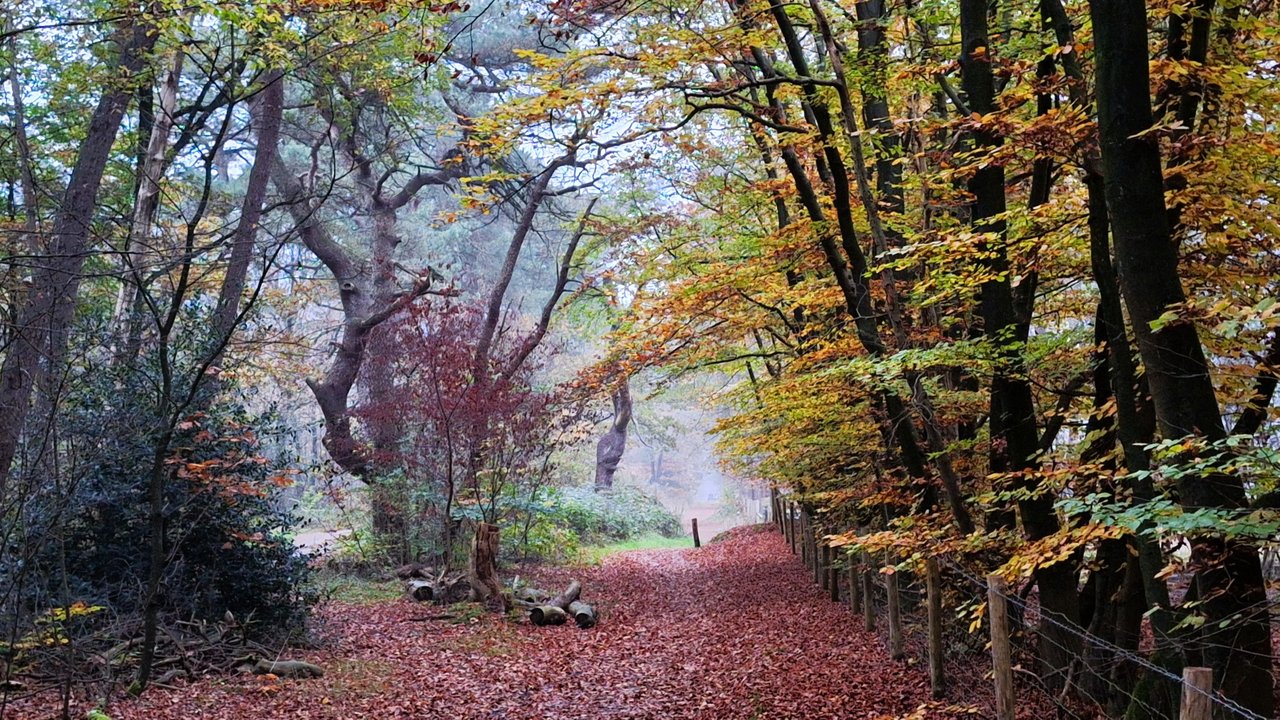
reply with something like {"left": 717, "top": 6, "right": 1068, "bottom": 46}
{"left": 939, "top": 556, "right": 1273, "bottom": 720}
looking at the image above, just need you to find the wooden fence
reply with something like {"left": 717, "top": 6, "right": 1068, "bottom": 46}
{"left": 768, "top": 491, "right": 1236, "bottom": 720}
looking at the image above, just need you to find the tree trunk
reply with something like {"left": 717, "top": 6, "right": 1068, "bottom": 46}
{"left": 211, "top": 70, "right": 284, "bottom": 347}
{"left": 594, "top": 380, "right": 631, "bottom": 490}
{"left": 1089, "top": 0, "right": 1273, "bottom": 713}
{"left": 5, "top": 18, "right": 40, "bottom": 242}
{"left": 112, "top": 48, "right": 183, "bottom": 370}
{"left": 0, "top": 14, "right": 158, "bottom": 492}
{"left": 958, "top": 0, "right": 1080, "bottom": 686}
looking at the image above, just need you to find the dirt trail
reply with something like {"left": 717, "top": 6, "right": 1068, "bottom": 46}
{"left": 69, "top": 526, "right": 968, "bottom": 720}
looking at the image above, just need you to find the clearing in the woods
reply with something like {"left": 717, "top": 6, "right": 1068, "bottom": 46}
{"left": 49, "top": 526, "right": 1002, "bottom": 720}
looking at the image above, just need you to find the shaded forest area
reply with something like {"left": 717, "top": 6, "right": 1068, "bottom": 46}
{"left": 1, "top": 0, "right": 1278, "bottom": 717}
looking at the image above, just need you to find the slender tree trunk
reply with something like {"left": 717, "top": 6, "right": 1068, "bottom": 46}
{"left": 4, "top": 20, "right": 39, "bottom": 245}
{"left": 210, "top": 70, "right": 283, "bottom": 346}
{"left": 958, "top": 0, "right": 1080, "bottom": 686}
{"left": 113, "top": 49, "right": 184, "bottom": 369}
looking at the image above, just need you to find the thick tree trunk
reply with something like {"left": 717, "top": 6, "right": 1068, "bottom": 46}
{"left": 594, "top": 380, "right": 631, "bottom": 489}
{"left": 0, "top": 15, "right": 158, "bottom": 492}
{"left": 1089, "top": 0, "right": 1273, "bottom": 714}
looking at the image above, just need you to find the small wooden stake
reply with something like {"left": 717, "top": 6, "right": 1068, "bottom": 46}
{"left": 1179, "top": 667, "right": 1213, "bottom": 720}
{"left": 886, "top": 561, "right": 905, "bottom": 660}
{"left": 692, "top": 518, "right": 701, "bottom": 548}
{"left": 987, "top": 574, "right": 1015, "bottom": 720}
{"left": 926, "top": 557, "right": 945, "bottom": 699}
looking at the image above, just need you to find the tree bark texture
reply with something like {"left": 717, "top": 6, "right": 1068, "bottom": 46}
{"left": 594, "top": 380, "right": 631, "bottom": 490}
{"left": 958, "top": 0, "right": 1080, "bottom": 686}
{"left": 211, "top": 70, "right": 284, "bottom": 347}
{"left": 469, "top": 522, "right": 507, "bottom": 612}
{"left": 1089, "top": 0, "right": 1273, "bottom": 713}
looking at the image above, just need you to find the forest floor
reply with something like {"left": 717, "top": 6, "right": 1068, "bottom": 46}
{"left": 8, "top": 525, "right": 1031, "bottom": 719}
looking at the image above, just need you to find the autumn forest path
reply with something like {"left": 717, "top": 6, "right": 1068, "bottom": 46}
{"left": 108, "top": 525, "right": 959, "bottom": 720}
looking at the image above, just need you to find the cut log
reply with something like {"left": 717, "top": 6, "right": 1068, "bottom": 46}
{"left": 407, "top": 579, "right": 435, "bottom": 602}
{"left": 529, "top": 605, "right": 568, "bottom": 626}
{"left": 407, "top": 573, "right": 470, "bottom": 604}
{"left": 514, "top": 587, "right": 549, "bottom": 604}
{"left": 568, "top": 600, "right": 598, "bottom": 629}
{"left": 548, "top": 579, "right": 581, "bottom": 609}
{"left": 396, "top": 563, "right": 434, "bottom": 580}
{"left": 528, "top": 579, "right": 586, "bottom": 626}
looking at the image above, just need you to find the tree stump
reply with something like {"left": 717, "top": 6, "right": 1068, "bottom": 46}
{"left": 469, "top": 522, "right": 508, "bottom": 612}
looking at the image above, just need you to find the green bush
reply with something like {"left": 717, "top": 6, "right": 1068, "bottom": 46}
{"left": 12, "top": 396, "right": 316, "bottom": 642}
{"left": 550, "top": 486, "right": 682, "bottom": 543}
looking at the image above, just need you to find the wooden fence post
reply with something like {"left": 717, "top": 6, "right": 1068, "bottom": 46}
{"left": 861, "top": 549, "right": 876, "bottom": 632}
{"left": 926, "top": 557, "right": 945, "bottom": 699}
{"left": 813, "top": 530, "right": 824, "bottom": 587}
{"left": 819, "top": 542, "right": 830, "bottom": 591}
{"left": 886, "top": 559, "right": 905, "bottom": 660}
{"left": 692, "top": 518, "right": 701, "bottom": 548}
{"left": 783, "top": 502, "right": 793, "bottom": 550}
{"left": 847, "top": 557, "right": 861, "bottom": 614}
{"left": 800, "top": 511, "right": 809, "bottom": 566}
{"left": 827, "top": 546, "right": 839, "bottom": 603}
{"left": 987, "top": 574, "right": 1015, "bottom": 720}
{"left": 1179, "top": 667, "right": 1213, "bottom": 720}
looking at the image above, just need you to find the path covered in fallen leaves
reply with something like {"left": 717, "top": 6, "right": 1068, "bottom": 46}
{"left": 102, "top": 526, "right": 970, "bottom": 719}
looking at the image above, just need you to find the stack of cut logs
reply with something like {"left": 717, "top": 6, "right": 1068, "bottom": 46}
{"left": 511, "top": 580, "right": 598, "bottom": 629}
{"left": 398, "top": 564, "right": 599, "bottom": 629}
{"left": 397, "top": 564, "right": 472, "bottom": 605}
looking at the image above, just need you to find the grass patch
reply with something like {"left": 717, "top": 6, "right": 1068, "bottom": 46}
{"left": 316, "top": 575, "right": 403, "bottom": 605}
{"left": 577, "top": 533, "right": 691, "bottom": 565}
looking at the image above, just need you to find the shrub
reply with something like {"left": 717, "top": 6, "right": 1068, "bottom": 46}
{"left": 548, "top": 486, "right": 682, "bottom": 543}
{"left": 6, "top": 400, "right": 315, "bottom": 646}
